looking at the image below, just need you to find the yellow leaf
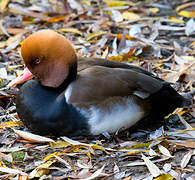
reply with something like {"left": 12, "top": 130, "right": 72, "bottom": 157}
{"left": 0, "top": 0, "right": 9, "bottom": 11}
{"left": 120, "top": 142, "right": 151, "bottom": 150}
{"left": 108, "top": 55, "right": 124, "bottom": 61}
{"left": 58, "top": 28, "right": 83, "bottom": 36}
{"left": 179, "top": 110, "right": 188, "bottom": 116}
{"left": 190, "top": 41, "right": 195, "bottom": 46}
{"left": 178, "top": 10, "right": 195, "bottom": 18}
{"left": 155, "top": 174, "right": 174, "bottom": 180}
{"left": 49, "top": 140, "right": 70, "bottom": 148}
{"left": 43, "top": 152, "right": 67, "bottom": 161}
{"left": 81, "top": 0, "right": 91, "bottom": 6}
{"left": 86, "top": 31, "right": 107, "bottom": 40}
{"left": 0, "top": 121, "right": 24, "bottom": 128}
{"left": 149, "top": 8, "right": 159, "bottom": 13}
{"left": 103, "top": 0, "right": 138, "bottom": 7}
{"left": 87, "top": 151, "right": 91, "bottom": 160}
{"left": 122, "top": 11, "right": 140, "bottom": 20}
{"left": 169, "top": 17, "right": 185, "bottom": 24}
{"left": 29, "top": 160, "right": 55, "bottom": 179}
{"left": 8, "top": 64, "right": 23, "bottom": 72}
{"left": 91, "top": 143, "right": 109, "bottom": 153}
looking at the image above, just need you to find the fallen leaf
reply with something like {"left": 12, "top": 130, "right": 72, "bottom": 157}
{"left": 0, "top": 0, "right": 9, "bottom": 11}
{"left": 0, "top": 28, "right": 29, "bottom": 35}
{"left": 122, "top": 11, "right": 140, "bottom": 20}
{"left": 50, "top": 140, "right": 70, "bottom": 148}
{"left": 82, "top": 164, "right": 106, "bottom": 180}
{"left": 149, "top": 8, "right": 159, "bottom": 13}
{"left": 103, "top": 0, "right": 137, "bottom": 7}
{"left": 0, "top": 152, "right": 13, "bottom": 162}
{"left": 154, "top": 174, "right": 173, "bottom": 180}
{"left": 185, "top": 19, "right": 195, "bottom": 36}
{"left": 163, "top": 163, "right": 172, "bottom": 172}
{"left": 169, "top": 17, "right": 185, "bottom": 24}
{"left": 111, "top": 10, "right": 123, "bottom": 22}
{"left": 178, "top": 10, "right": 195, "bottom": 18}
{"left": 8, "top": 3, "right": 50, "bottom": 21}
{"left": 29, "top": 160, "right": 55, "bottom": 179}
{"left": 58, "top": 28, "right": 83, "bottom": 35}
{"left": 52, "top": 154, "right": 71, "bottom": 169}
{"left": 141, "top": 154, "right": 161, "bottom": 177}
{"left": 171, "top": 141, "right": 195, "bottom": 148}
{"left": 176, "top": 2, "right": 195, "bottom": 12}
{"left": 180, "top": 150, "right": 193, "bottom": 168}
{"left": 86, "top": 31, "right": 107, "bottom": 40}
{"left": 0, "top": 167, "right": 27, "bottom": 175}
{"left": 61, "top": 136, "right": 91, "bottom": 146}
{"left": 47, "top": 16, "right": 66, "bottom": 23}
{"left": 177, "top": 113, "right": 195, "bottom": 138}
{"left": 13, "top": 129, "right": 55, "bottom": 143}
{"left": 158, "top": 144, "right": 173, "bottom": 158}
{"left": 0, "top": 121, "right": 24, "bottom": 128}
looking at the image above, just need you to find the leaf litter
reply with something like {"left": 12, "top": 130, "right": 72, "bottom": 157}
{"left": 0, "top": 0, "right": 195, "bottom": 179}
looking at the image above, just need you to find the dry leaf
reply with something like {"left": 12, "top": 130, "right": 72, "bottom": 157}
{"left": 0, "top": 167, "right": 27, "bottom": 175}
{"left": 178, "top": 10, "right": 195, "bottom": 18}
{"left": 122, "top": 11, "right": 140, "bottom": 20}
{"left": 50, "top": 140, "right": 70, "bottom": 148}
{"left": 163, "top": 163, "right": 172, "bottom": 172}
{"left": 141, "top": 154, "right": 161, "bottom": 177}
{"left": 61, "top": 136, "right": 91, "bottom": 146}
{"left": 158, "top": 145, "right": 173, "bottom": 158}
{"left": 13, "top": 129, "right": 55, "bottom": 143}
{"left": 52, "top": 154, "right": 71, "bottom": 169}
{"left": 0, "top": 0, "right": 9, "bottom": 11}
{"left": 154, "top": 174, "right": 173, "bottom": 180}
{"left": 103, "top": 0, "right": 136, "bottom": 7}
{"left": 111, "top": 10, "right": 123, "bottom": 22}
{"left": 180, "top": 150, "right": 193, "bottom": 169}
{"left": 0, "top": 121, "right": 24, "bottom": 128}
{"left": 29, "top": 160, "right": 55, "bottom": 179}
{"left": 58, "top": 28, "right": 83, "bottom": 35}
{"left": 176, "top": 2, "right": 195, "bottom": 12}
{"left": 82, "top": 164, "right": 105, "bottom": 180}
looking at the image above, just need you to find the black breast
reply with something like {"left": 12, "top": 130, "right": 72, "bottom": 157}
{"left": 16, "top": 80, "right": 89, "bottom": 136}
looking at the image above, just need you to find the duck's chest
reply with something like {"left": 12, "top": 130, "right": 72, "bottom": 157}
{"left": 16, "top": 80, "right": 89, "bottom": 136}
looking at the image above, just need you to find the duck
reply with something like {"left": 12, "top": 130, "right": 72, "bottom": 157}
{"left": 8, "top": 29, "right": 191, "bottom": 137}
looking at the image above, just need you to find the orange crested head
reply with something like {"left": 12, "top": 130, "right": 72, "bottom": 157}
{"left": 8, "top": 29, "right": 77, "bottom": 88}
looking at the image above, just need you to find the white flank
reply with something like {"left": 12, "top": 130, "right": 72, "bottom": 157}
{"left": 87, "top": 97, "right": 146, "bottom": 135}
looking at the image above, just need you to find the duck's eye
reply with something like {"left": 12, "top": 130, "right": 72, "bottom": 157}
{"left": 34, "top": 58, "right": 41, "bottom": 65}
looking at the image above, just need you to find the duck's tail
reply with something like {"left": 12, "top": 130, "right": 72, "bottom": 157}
{"left": 179, "top": 91, "right": 194, "bottom": 107}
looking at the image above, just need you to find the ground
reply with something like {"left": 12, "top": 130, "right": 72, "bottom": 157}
{"left": 0, "top": 0, "right": 195, "bottom": 179}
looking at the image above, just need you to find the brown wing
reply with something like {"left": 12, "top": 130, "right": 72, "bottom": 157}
{"left": 77, "top": 57, "right": 162, "bottom": 80}
{"left": 66, "top": 66, "right": 163, "bottom": 104}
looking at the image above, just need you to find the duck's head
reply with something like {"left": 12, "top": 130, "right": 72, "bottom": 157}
{"left": 8, "top": 30, "right": 77, "bottom": 88}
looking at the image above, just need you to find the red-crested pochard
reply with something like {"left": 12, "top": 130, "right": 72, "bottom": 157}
{"left": 8, "top": 30, "right": 190, "bottom": 136}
